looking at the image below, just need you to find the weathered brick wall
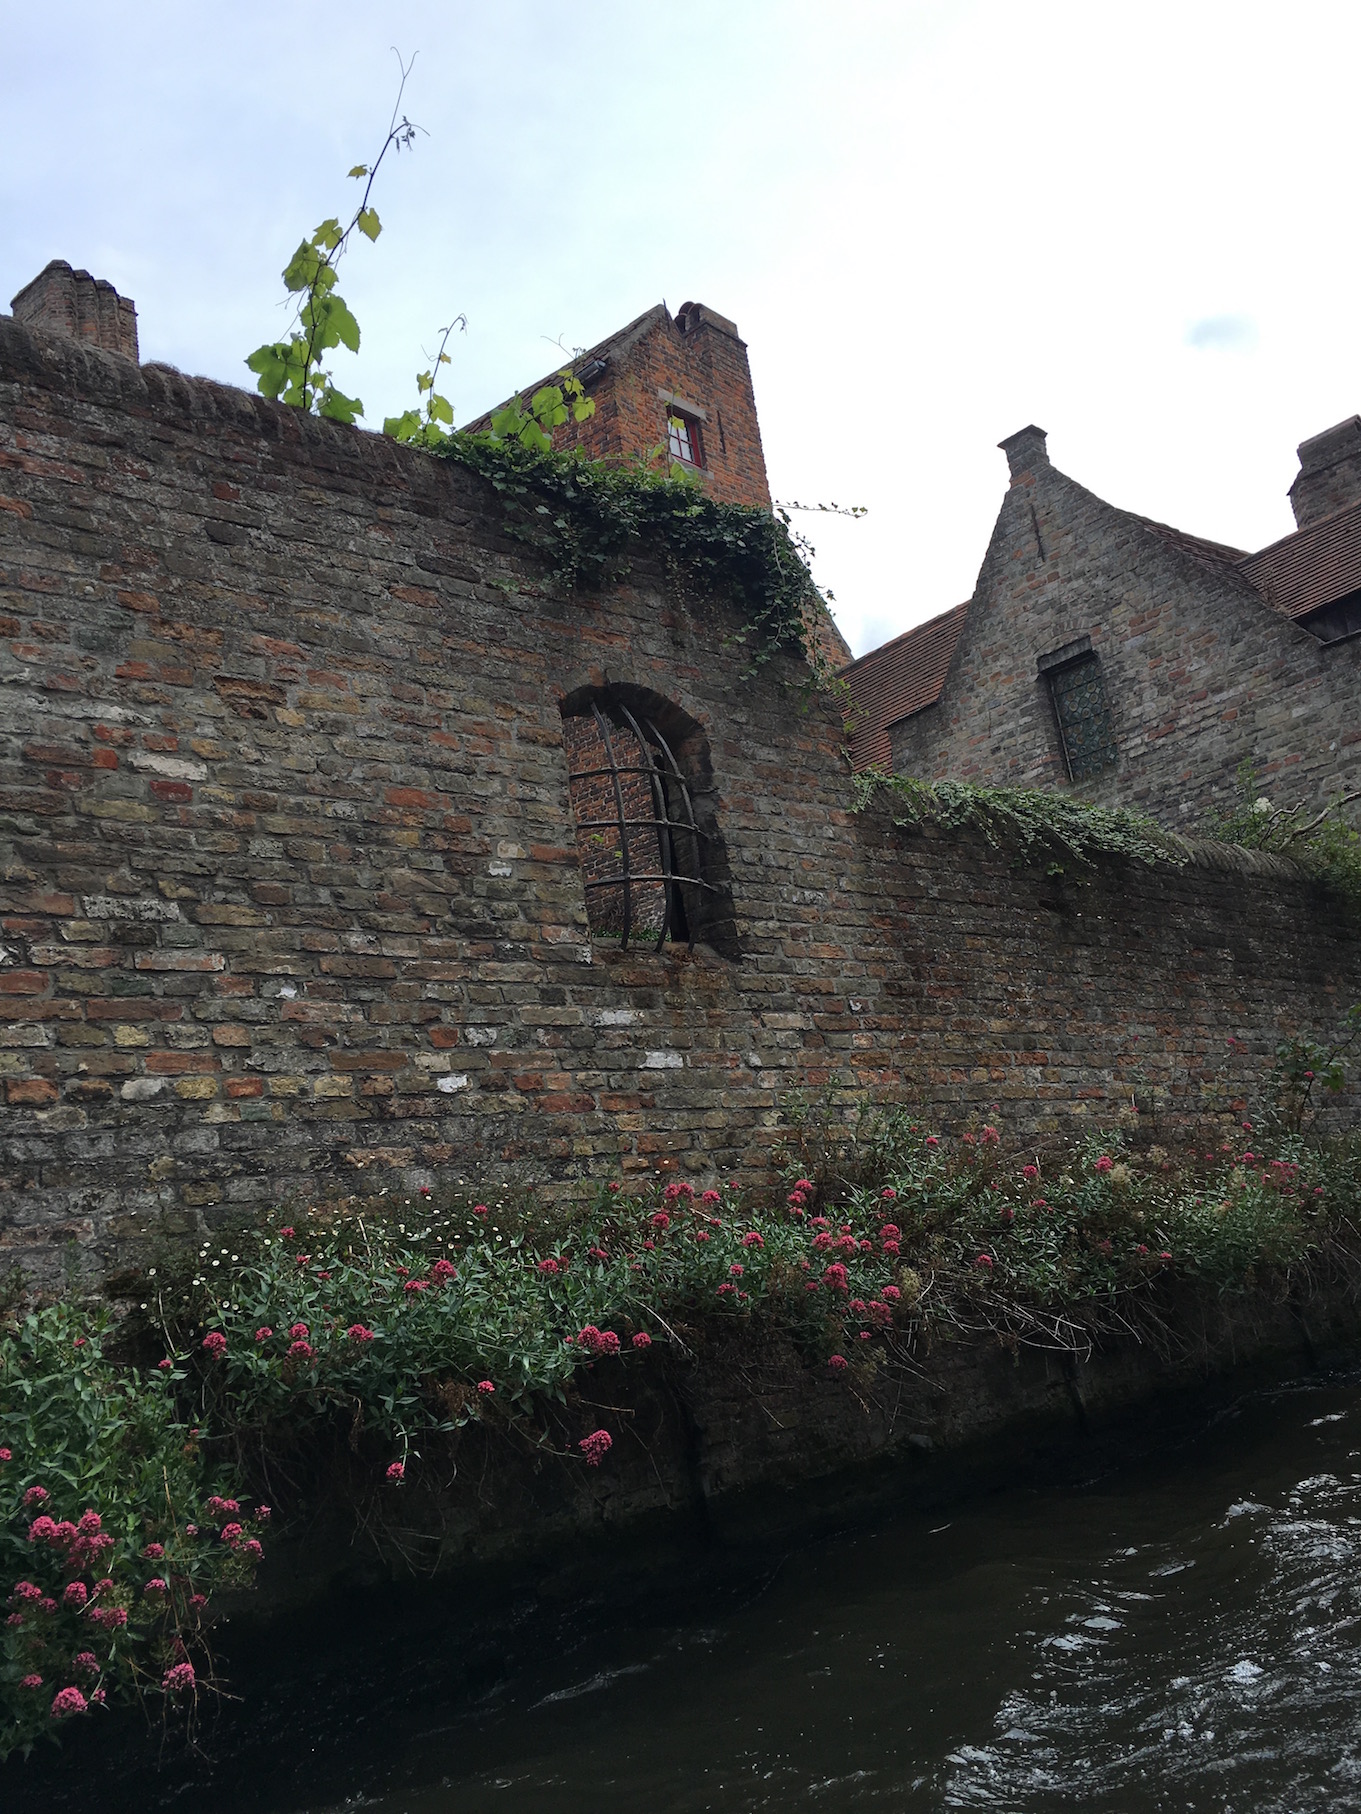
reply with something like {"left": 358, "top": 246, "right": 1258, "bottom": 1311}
{"left": 2, "top": 318, "right": 1359, "bottom": 1281}
{"left": 890, "top": 434, "right": 1361, "bottom": 827}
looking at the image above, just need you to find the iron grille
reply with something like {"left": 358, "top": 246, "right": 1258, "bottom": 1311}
{"left": 566, "top": 700, "right": 718, "bottom": 952}
{"left": 1047, "top": 654, "right": 1118, "bottom": 782}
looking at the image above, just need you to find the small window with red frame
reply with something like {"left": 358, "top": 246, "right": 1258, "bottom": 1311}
{"left": 666, "top": 410, "right": 703, "bottom": 467}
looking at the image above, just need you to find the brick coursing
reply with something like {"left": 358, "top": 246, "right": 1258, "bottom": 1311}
{"left": 890, "top": 439, "right": 1361, "bottom": 826}
{"left": 1, "top": 317, "right": 1358, "bottom": 1281}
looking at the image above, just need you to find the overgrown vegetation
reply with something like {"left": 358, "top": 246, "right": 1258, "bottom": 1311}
{"left": 852, "top": 769, "right": 1188, "bottom": 868}
{"left": 1204, "top": 759, "right": 1361, "bottom": 910}
{"left": 8, "top": 1005, "right": 1361, "bottom": 1761}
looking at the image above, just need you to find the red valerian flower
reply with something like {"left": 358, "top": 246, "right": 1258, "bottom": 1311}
{"left": 1022, "top": 1164, "right": 1040, "bottom": 1181}
{"left": 163, "top": 1662, "right": 196, "bottom": 1693}
{"left": 1000, "top": 1205, "right": 1015, "bottom": 1224}
{"left": 27, "top": 1516, "right": 57, "bottom": 1543}
{"left": 51, "top": 1686, "right": 88, "bottom": 1719}
{"left": 295, "top": 1254, "right": 311, "bottom": 1268}
{"left": 243, "top": 1539, "right": 263, "bottom": 1559}
{"left": 651, "top": 1212, "right": 671, "bottom": 1230}
{"left": 827, "top": 1354, "right": 849, "bottom": 1372}
{"left": 728, "top": 1263, "right": 744, "bottom": 1277}
{"left": 1093, "top": 1155, "right": 1114, "bottom": 1174}
{"left": 73, "top": 1652, "right": 98, "bottom": 1677}
{"left": 860, "top": 1330, "right": 872, "bottom": 1340}
{"left": 88, "top": 1607, "right": 127, "bottom": 1630}
{"left": 701, "top": 1189, "right": 721, "bottom": 1204}
{"left": 288, "top": 1323, "right": 309, "bottom": 1340}
{"left": 206, "top": 1497, "right": 240, "bottom": 1516}
{"left": 883, "top": 1240, "right": 901, "bottom": 1256}
{"left": 981, "top": 1126, "right": 1000, "bottom": 1145}
{"left": 812, "top": 1232, "right": 833, "bottom": 1252}
{"left": 880, "top": 1224, "right": 901, "bottom": 1241}
{"left": 823, "top": 1263, "right": 849, "bottom": 1292}
{"left": 431, "top": 1258, "right": 457, "bottom": 1282}
{"left": 73, "top": 1337, "right": 87, "bottom": 1348}
{"left": 476, "top": 1380, "right": 495, "bottom": 1394}
{"left": 805, "top": 1280, "right": 820, "bottom": 1292}
{"left": 403, "top": 1279, "right": 429, "bottom": 1294}
{"left": 347, "top": 1324, "right": 376, "bottom": 1344}
{"left": 974, "top": 1254, "right": 993, "bottom": 1269}
{"left": 0, "top": 1447, "right": 10, "bottom": 1461}
{"left": 925, "top": 1135, "right": 940, "bottom": 1147}
{"left": 158, "top": 1358, "right": 173, "bottom": 1371}
{"left": 881, "top": 1187, "right": 897, "bottom": 1200}
{"left": 255, "top": 1506, "right": 271, "bottom": 1521}
{"left": 849, "top": 1298, "right": 867, "bottom": 1315}
{"left": 279, "top": 1226, "right": 295, "bottom": 1239}
{"left": 254, "top": 1328, "right": 272, "bottom": 1343}
{"left": 809, "top": 1216, "right": 830, "bottom": 1230}
{"left": 220, "top": 1524, "right": 244, "bottom": 1546}
{"left": 141, "top": 1542, "right": 164, "bottom": 1560}
{"left": 420, "top": 1185, "right": 432, "bottom": 1198}
{"left": 385, "top": 1461, "right": 405, "bottom": 1482}
{"left": 189, "top": 1594, "right": 208, "bottom": 1611}
{"left": 578, "top": 1429, "right": 613, "bottom": 1467}
{"left": 741, "top": 1231, "right": 764, "bottom": 1249}
{"left": 23, "top": 1486, "right": 49, "bottom": 1510}
{"left": 695, "top": 1230, "right": 711, "bottom": 1243}
{"left": 287, "top": 1340, "right": 314, "bottom": 1360}
{"left": 1158, "top": 1251, "right": 1172, "bottom": 1261}
{"left": 474, "top": 1203, "right": 490, "bottom": 1217}
{"left": 143, "top": 1578, "right": 168, "bottom": 1597}
{"left": 716, "top": 1283, "right": 735, "bottom": 1297}
{"left": 62, "top": 1582, "right": 88, "bottom": 1609}
{"left": 632, "top": 1332, "right": 652, "bottom": 1350}
{"left": 882, "top": 1284, "right": 902, "bottom": 1301}
{"left": 537, "top": 1258, "right": 560, "bottom": 1275}
{"left": 606, "top": 1182, "right": 622, "bottom": 1195}
{"left": 202, "top": 1332, "right": 227, "bottom": 1358}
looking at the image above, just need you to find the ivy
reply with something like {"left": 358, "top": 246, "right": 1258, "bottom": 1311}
{"left": 853, "top": 769, "right": 1188, "bottom": 868}
{"left": 431, "top": 431, "right": 834, "bottom": 678}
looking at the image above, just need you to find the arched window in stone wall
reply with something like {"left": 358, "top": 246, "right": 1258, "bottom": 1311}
{"left": 560, "top": 686, "right": 739, "bottom": 957}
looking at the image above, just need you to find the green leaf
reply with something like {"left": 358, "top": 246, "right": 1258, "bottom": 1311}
{"left": 311, "top": 217, "right": 344, "bottom": 253}
{"left": 357, "top": 207, "right": 381, "bottom": 242}
{"left": 348, "top": 164, "right": 369, "bottom": 179}
{"left": 428, "top": 393, "right": 454, "bottom": 426}
{"left": 281, "top": 241, "right": 321, "bottom": 294}
{"left": 317, "top": 386, "right": 363, "bottom": 425}
{"left": 416, "top": 371, "right": 433, "bottom": 393}
{"left": 383, "top": 410, "right": 423, "bottom": 442}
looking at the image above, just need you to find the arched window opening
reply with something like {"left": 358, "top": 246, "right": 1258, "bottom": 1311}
{"left": 561, "top": 689, "right": 738, "bottom": 957}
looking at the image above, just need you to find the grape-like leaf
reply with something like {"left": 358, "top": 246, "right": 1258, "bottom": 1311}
{"left": 357, "top": 207, "right": 381, "bottom": 242}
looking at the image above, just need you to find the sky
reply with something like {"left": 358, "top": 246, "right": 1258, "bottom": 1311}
{"left": 5, "top": 0, "right": 1360, "bottom": 657}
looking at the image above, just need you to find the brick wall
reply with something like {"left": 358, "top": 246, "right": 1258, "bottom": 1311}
{"left": 890, "top": 434, "right": 1361, "bottom": 826}
{"left": 2, "top": 317, "right": 1359, "bottom": 1281}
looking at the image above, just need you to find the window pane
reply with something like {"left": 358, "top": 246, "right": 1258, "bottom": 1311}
{"left": 1049, "top": 656, "right": 1117, "bottom": 781}
{"left": 667, "top": 415, "right": 694, "bottom": 463}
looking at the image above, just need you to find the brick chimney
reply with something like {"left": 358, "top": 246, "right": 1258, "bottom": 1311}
{"left": 998, "top": 424, "right": 1049, "bottom": 481}
{"left": 1289, "top": 416, "right": 1361, "bottom": 529}
{"left": 10, "top": 261, "right": 139, "bottom": 362}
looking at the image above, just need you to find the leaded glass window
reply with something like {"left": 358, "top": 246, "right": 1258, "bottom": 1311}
{"left": 1046, "top": 653, "right": 1117, "bottom": 782}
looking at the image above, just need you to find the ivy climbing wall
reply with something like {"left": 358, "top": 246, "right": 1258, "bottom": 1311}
{"left": 2, "top": 316, "right": 1359, "bottom": 1281}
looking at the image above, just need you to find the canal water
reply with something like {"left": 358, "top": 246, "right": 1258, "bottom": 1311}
{"left": 24, "top": 1367, "right": 1361, "bottom": 1812}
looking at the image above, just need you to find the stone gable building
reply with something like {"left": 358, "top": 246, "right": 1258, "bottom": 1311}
{"left": 845, "top": 421, "right": 1361, "bottom": 829}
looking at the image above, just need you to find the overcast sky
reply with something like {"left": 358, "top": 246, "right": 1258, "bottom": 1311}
{"left": 5, "top": 1, "right": 1359, "bottom": 656}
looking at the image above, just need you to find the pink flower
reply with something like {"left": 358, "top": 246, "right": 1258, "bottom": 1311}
{"left": 805, "top": 1280, "right": 820, "bottom": 1292}
{"left": 810, "top": 1216, "right": 830, "bottom": 1230}
{"left": 431, "top": 1258, "right": 457, "bottom": 1282}
{"left": 882, "top": 1285, "right": 901, "bottom": 1301}
{"left": 91, "top": 1688, "right": 106, "bottom": 1705}
{"left": 243, "top": 1538, "right": 263, "bottom": 1559}
{"left": 73, "top": 1652, "right": 98, "bottom": 1676}
{"left": 981, "top": 1125, "right": 999, "bottom": 1145}
{"left": 279, "top": 1225, "right": 295, "bottom": 1238}
{"left": 974, "top": 1254, "right": 993, "bottom": 1269}
{"left": 880, "top": 1224, "right": 901, "bottom": 1241}
{"left": 537, "top": 1259, "right": 560, "bottom": 1276}
{"left": 27, "top": 1515, "right": 57, "bottom": 1543}
{"left": 695, "top": 1230, "right": 711, "bottom": 1243}
{"left": 256, "top": 1505, "right": 271, "bottom": 1521}
{"left": 476, "top": 1379, "right": 495, "bottom": 1394}
{"left": 144, "top": 1578, "right": 168, "bottom": 1596}
{"left": 23, "top": 1486, "right": 49, "bottom": 1510}
{"left": 163, "top": 1662, "right": 196, "bottom": 1694}
{"left": 881, "top": 1187, "right": 897, "bottom": 1200}
{"left": 73, "top": 1336, "right": 87, "bottom": 1348}
{"left": 812, "top": 1232, "right": 833, "bottom": 1252}
{"left": 11, "top": 1582, "right": 43, "bottom": 1603}
{"left": 860, "top": 1330, "right": 872, "bottom": 1340}
{"left": 827, "top": 1354, "right": 849, "bottom": 1372}
{"left": 158, "top": 1359, "right": 173, "bottom": 1371}
{"left": 1000, "top": 1205, "right": 1015, "bottom": 1224}
{"left": 1093, "top": 1155, "right": 1114, "bottom": 1174}
{"left": 728, "top": 1263, "right": 744, "bottom": 1277}
{"left": 288, "top": 1323, "right": 309, "bottom": 1340}
{"left": 651, "top": 1211, "right": 671, "bottom": 1231}
{"left": 347, "top": 1324, "right": 376, "bottom": 1344}
{"left": 189, "top": 1594, "right": 208, "bottom": 1611}
{"left": 823, "top": 1262, "right": 849, "bottom": 1292}
{"left": 20, "top": 1675, "right": 43, "bottom": 1690}
{"left": 578, "top": 1429, "right": 613, "bottom": 1467}
{"left": 1022, "top": 1164, "right": 1039, "bottom": 1180}
{"left": 741, "top": 1232, "right": 764, "bottom": 1249}
{"left": 78, "top": 1509, "right": 102, "bottom": 1535}
{"left": 205, "top": 1497, "right": 240, "bottom": 1516}
{"left": 404, "top": 1279, "right": 429, "bottom": 1294}
{"left": 631, "top": 1332, "right": 652, "bottom": 1350}
{"left": 606, "top": 1183, "right": 621, "bottom": 1196}
{"left": 295, "top": 1254, "right": 310, "bottom": 1268}
{"left": 385, "top": 1461, "right": 405, "bottom": 1482}
{"left": 220, "top": 1523, "right": 244, "bottom": 1546}
{"left": 202, "top": 1331, "right": 227, "bottom": 1358}
{"left": 0, "top": 1447, "right": 9, "bottom": 1461}
{"left": 88, "top": 1607, "right": 127, "bottom": 1630}
{"left": 701, "top": 1189, "right": 721, "bottom": 1204}
{"left": 716, "top": 1282, "right": 735, "bottom": 1297}
{"left": 924, "top": 1135, "right": 939, "bottom": 1147}
{"left": 62, "top": 1582, "right": 88, "bottom": 1609}
{"left": 287, "top": 1340, "right": 314, "bottom": 1360}
{"left": 1158, "top": 1250, "right": 1172, "bottom": 1261}
{"left": 420, "top": 1185, "right": 432, "bottom": 1197}
{"left": 474, "top": 1203, "right": 490, "bottom": 1217}
{"left": 883, "top": 1240, "right": 901, "bottom": 1257}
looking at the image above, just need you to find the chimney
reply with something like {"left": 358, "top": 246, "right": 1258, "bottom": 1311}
{"left": 10, "top": 261, "right": 139, "bottom": 362}
{"left": 998, "top": 424, "right": 1049, "bottom": 481}
{"left": 1288, "top": 416, "right": 1361, "bottom": 528}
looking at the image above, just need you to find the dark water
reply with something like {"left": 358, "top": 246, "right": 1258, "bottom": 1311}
{"left": 26, "top": 1371, "right": 1361, "bottom": 1812}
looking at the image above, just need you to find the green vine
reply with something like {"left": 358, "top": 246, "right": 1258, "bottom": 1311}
{"left": 853, "top": 769, "right": 1188, "bottom": 867}
{"left": 432, "top": 431, "right": 834, "bottom": 678}
{"left": 1204, "top": 760, "right": 1361, "bottom": 912}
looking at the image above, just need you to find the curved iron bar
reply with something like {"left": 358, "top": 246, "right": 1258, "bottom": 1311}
{"left": 614, "top": 699, "right": 680, "bottom": 953}
{"left": 590, "top": 703, "right": 633, "bottom": 949}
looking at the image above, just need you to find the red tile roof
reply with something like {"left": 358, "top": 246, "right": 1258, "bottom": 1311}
{"left": 840, "top": 602, "right": 967, "bottom": 771}
{"left": 1237, "top": 498, "right": 1361, "bottom": 621}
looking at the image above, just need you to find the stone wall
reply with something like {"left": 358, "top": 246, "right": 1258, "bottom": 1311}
{"left": 2, "top": 317, "right": 1360, "bottom": 1280}
{"left": 890, "top": 430, "right": 1361, "bottom": 826}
